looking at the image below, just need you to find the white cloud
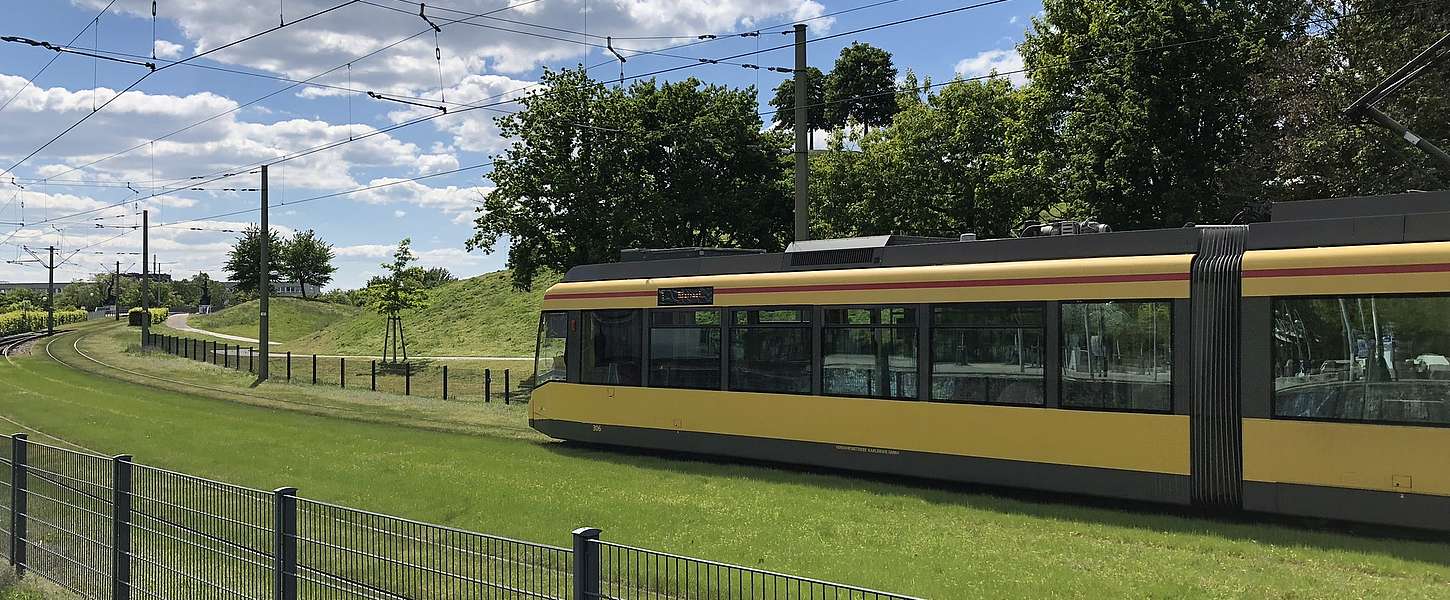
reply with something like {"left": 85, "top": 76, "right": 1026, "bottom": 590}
{"left": 154, "top": 39, "right": 185, "bottom": 59}
{"left": 955, "top": 49, "right": 1026, "bottom": 86}
{"left": 0, "top": 74, "right": 434, "bottom": 192}
{"left": 393, "top": 209, "right": 407, "bottom": 218}
{"left": 78, "top": 0, "right": 830, "bottom": 96}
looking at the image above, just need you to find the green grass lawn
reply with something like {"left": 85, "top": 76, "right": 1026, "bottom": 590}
{"left": 188, "top": 296, "right": 362, "bottom": 342}
{"left": 2, "top": 323, "right": 1448, "bottom": 598}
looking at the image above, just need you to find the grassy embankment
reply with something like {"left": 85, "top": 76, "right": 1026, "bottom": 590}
{"left": 1, "top": 322, "right": 1447, "bottom": 599}
{"left": 155, "top": 270, "right": 559, "bottom": 358}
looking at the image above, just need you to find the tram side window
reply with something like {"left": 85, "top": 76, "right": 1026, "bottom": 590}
{"left": 931, "top": 304, "right": 1044, "bottom": 405}
{"left": 822, "top": 307, "right": 918, "bottom": 399}
{"left": 534, "top": 311, "right": 569, "bottom": 386}
{"left": 1272, "top": 295, "right": 1450, "bottom": 426}
{"left": 650, "top": 309, "right": 722, "bottom": 390}
{"left": 1061, "top": 301, "right": 1173, "bottom": 411}
{"left": 730, "top": 308, "right": 812, "bottom": 394}
{"left": 580, "top": 310, "right": 642, "bottom": 386}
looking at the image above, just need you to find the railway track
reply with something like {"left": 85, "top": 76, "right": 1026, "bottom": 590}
{"left": 48, "top": 324, "right": 538, "bottom": 437}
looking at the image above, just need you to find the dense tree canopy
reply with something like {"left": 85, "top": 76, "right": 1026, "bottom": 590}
{"left": 279, "top": 229, "right": 337, "bottom": 299}
{"left": 812, "top": 75, "right": 1042, "bottom": 239}
{"left": 768, "top": 66, "right": 827, "bottom": 136}
{"left": 469, "top": 67, "right": 791, "bottom": 289}
{"left": 824, "top": 43, "right": 900, "bottom": 131}
{"left": 1017, "top": 0, "right": 1296, "bottom": 230}
{"left": 224, "top": 225, "right": 284, "bottom": 296}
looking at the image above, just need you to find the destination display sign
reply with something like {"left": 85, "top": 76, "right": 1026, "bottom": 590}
{"left": 657, "top": 286, "right": 715, "bottom": 306}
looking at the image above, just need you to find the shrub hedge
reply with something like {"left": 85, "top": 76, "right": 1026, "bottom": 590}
{"left": 127, "top": 308, "right": 169, "bottom": 325}
{"left": 0, "top": 310, "right": 88, "bottom": 337}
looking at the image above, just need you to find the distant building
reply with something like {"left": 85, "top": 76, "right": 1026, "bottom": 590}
{"left": 0, "top": 282, "right": 55, "bottom": 295}
{"left": 222, "top": 281, "right": 321, "bottom": 298}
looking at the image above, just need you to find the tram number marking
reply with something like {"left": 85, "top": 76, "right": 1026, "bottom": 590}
{"left": 657, "top": 286, "right": 714, "bottom": 306}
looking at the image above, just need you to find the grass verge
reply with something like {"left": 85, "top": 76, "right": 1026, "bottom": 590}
{"left": 1, "top": 322, "right": 1447, "bottom": 598}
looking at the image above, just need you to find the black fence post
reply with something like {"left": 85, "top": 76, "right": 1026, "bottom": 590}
{"left": 340, "top": 357, "right": 346, "bottom": 389}
{"left": 405, "top": 362, "right": 411, "bottom": 396}
{"left": 287, "top": 351, "right": 292, "bottom": 381}
{"left": 10, "top": 433, "right": 27, "bottom": 577}
{"left": 504, "top": 369, "right": 511, "bottom": 405}
{"left": 311, "top": 355, "right": 317, "bottom": 385}
{"left": 484, "top": 369, "right": 491, "bottom": 403}
{"left": 370, "top": 361, "right": 376, "bottom": 391}
{"left": 111, "top": 454, "right": 133, "bottom": 600}
{"left": 223, "top": 344, "right": 229, "bottom": 368}
{"left": 572, "top": 527, "right": 601, "bottom": 600}
{"left": 249, "top": 347, "right": 254, "bottom": 373}
{"left": 442, "top": 365, "right": 448, "bottom": 400}
{"left": 272, "top": 487, "right": 298, "bottom": 600}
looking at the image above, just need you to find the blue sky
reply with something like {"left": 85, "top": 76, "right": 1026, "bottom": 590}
{"left": 0, "top": 0, "right": 1041, "bottom": 288}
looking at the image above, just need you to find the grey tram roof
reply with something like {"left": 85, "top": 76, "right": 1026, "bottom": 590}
{"left": 561, "top": 190, "right": 1450, "bottom": 283}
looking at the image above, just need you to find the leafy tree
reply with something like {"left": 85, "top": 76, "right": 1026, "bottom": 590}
{"left": 1246, "top": 0, "right": 1450, "bottom": 210}
{"left": 1018, "top": 0, "right": 1295, "bottom": 230}
{"left": 468, "top": 67, "right": 791, "bottom": 289}
{"left": 366, "top": 239, "right": 428, "bottom": 362}
{"left": 419, "top": 267, "right": 456, "bottom": 289}
{"left": 768, "top": 66, "right": 827, "bottom": 143}
{"left": 318, "top": 287, "right": 368, "bottom": 307}
{"left": 824, "top": 43, "right": 899, "bottom": 132}
{"left": 812, "top": 75, "right": 1044, "bottom": 239}
{"left": 280, "top": 229, "right": 336, "bottom": 299}
{"left": 224, "top": 225, "right": 284, "bottom": 296}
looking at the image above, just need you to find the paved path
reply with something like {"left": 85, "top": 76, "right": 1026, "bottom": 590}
{"left": 165, "top": 313, "right": 280, "bottom": 345}
{"left": 165, "top": 313, "right": 531, "bottom": 361}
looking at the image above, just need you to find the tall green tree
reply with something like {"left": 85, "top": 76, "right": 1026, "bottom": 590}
{"left": 824, "top": 43, "right": 900, "bottom": 132}
{"left": 1248, "top": 0, "right": 1450, "bottom": 209}
{"left": 280, "top": 229, "right": 336, "bottom": 299}
{"left": 468, "top": 67, "right": 791, "bottom": 289}
{"left": 1018, "top": 0, "right": 1295, "bottom": 230}
{"left": 812, "top": 75, "right": 1044, "bottom": 239}
{"left": 223, "top": 225, "right": 284, "bottom": 296}
{"left": 768, "top": 66, "right": 827, "bottom": 140}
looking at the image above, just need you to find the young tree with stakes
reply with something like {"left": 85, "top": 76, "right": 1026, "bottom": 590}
{"left": 367, "top": 239, "right": 428, "bottom": 363}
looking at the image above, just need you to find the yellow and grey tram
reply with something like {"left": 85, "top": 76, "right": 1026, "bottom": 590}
{"left": 529, "top": 192, "right": 1450, "bottom": 531}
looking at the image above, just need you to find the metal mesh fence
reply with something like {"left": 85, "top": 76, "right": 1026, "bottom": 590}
{"left": 0, "top": 433, "right": 917, "bottom": 600}
{"left": 592, "top": 541, "right": 919, "bottom": 600}
{"left": 18, "top": 440, "right": 114, "bottom": 599}
{"left": 129, "top": 463, "right": 276, "bottom": 600}
{"left": 295, "top": 499, "right": 573, "bottom": 599}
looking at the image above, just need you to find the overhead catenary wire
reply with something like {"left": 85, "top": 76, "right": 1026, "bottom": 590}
{"left": 27, "top": 0, "right": 1004, "bottom": 212}
{"left": 0, "top": 0, "right": 119, "bottom": 115}
{"left": 0, "top": 0, "right": 366, "bottom": 180}
{"left": 15, "top": 0, "right": 1398, "bottom": 241}
{"left": 27, "top": 0, "right": 549, "bottom": 189}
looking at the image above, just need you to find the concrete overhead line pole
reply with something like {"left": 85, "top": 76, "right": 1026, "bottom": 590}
{"left": 793, "top": 23, "right": 810, "bottom": 242}
{"left": 141, "top": 209, "right": 149, "bottom": 342}
{"left": 258, "top": 165, "right": 270, "bottom": 381}
{"left": 46, "top": 246, "right": 54, "bottom": 336}
{"left": 114, "top": 261, "right": 121, "bottom": 321}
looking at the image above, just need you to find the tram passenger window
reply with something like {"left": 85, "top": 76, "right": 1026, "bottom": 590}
{"left": 533, "top": 311, "right": 569, "bottom": 386}
{"left": 1272, "top": 295, "right": 1450, "bottom": 426}
{"left": 730, "top": 308, "right": 811, "bottom": 394}
{"left": 650, "top": 310, "right": 722, "bottom": 390}
{"left": 931, "top": 305, "right": 1044, "bottom": 405}
{"left": 822, "top": 307, "right": 918, "bottom": 399}
{"left": 1061, "top": 301, "right": 1173, "bottom": 411}
{"left": 580, "top": 310, "right": 642, "bottom": 386}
